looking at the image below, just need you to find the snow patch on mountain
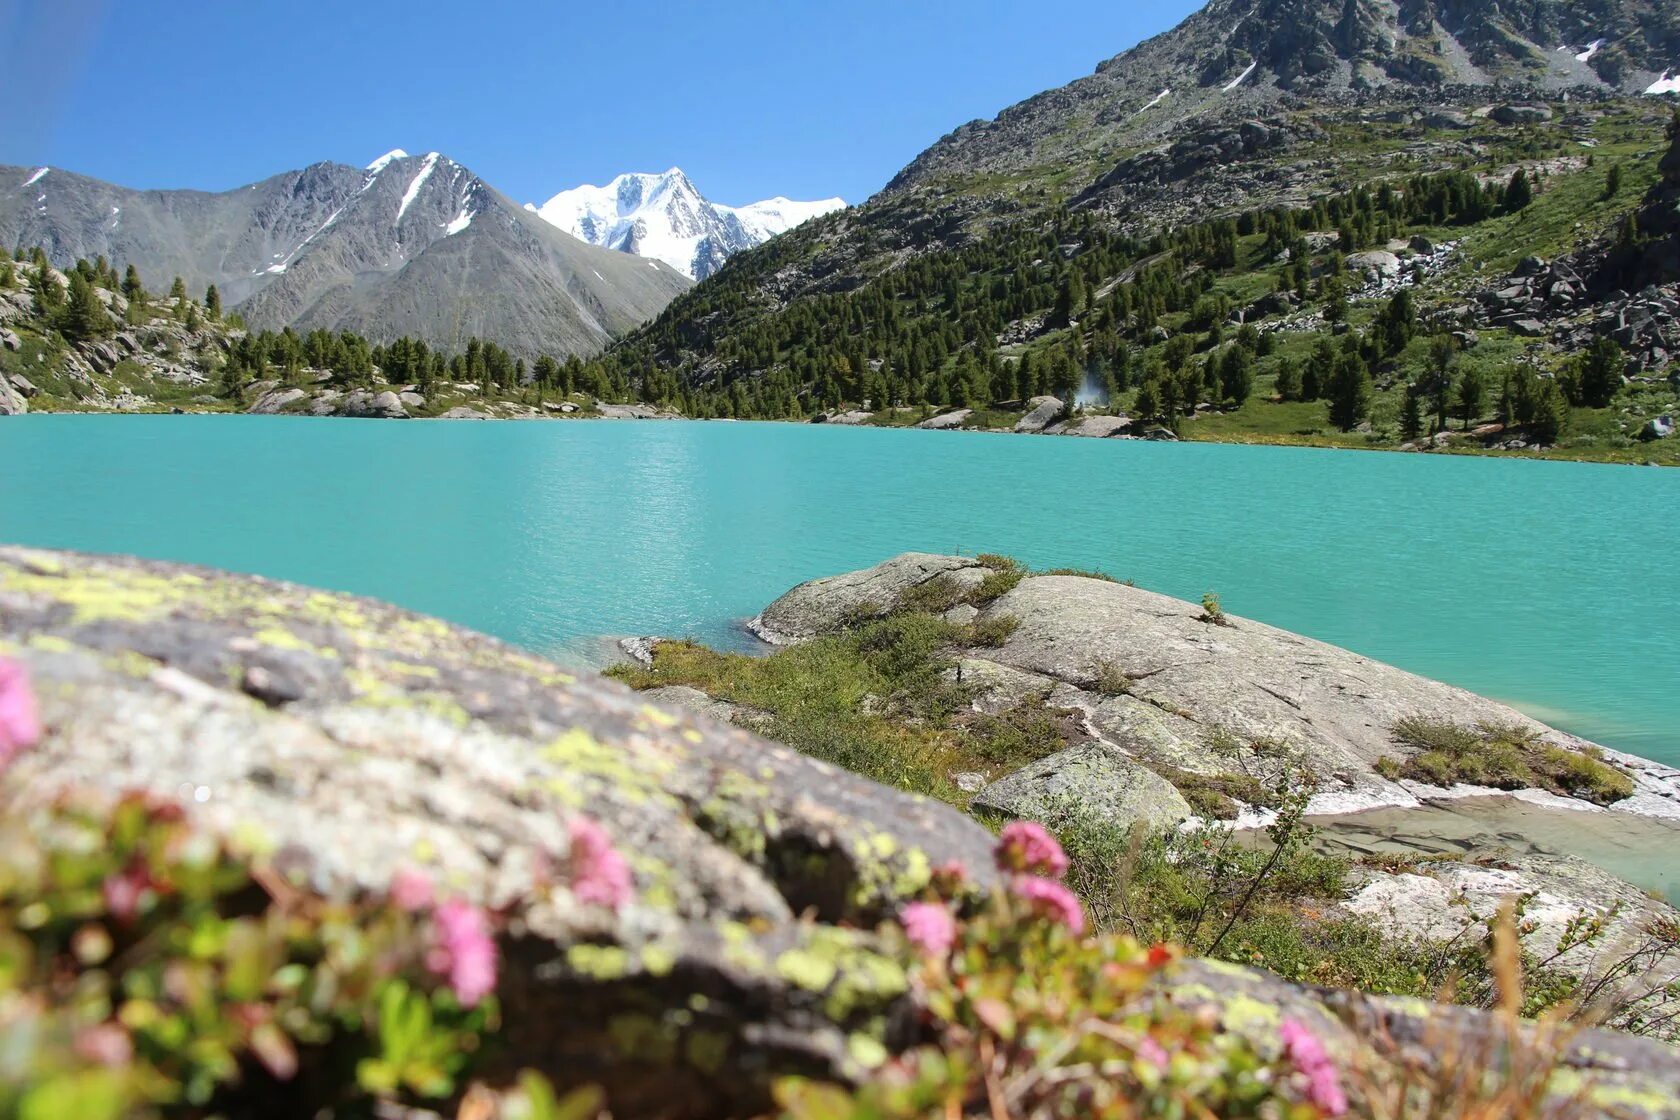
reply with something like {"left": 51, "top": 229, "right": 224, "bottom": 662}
{"left": 397, "top": 153, "right": 440, "bottom": 222}
{"left": 366, "top": 149, "right": 409, "bottom": 173}
{"left": 1223, "top": 61, "right": 1257, "bottom": 91}
{"left": 1650, "top": 72, "right": 1680, "bottom": 95}
{"left": 1574, "top": 39, "right": 1605, "bottom": 63}
{"left": 529, "top": 168, "right": 844, "bottom": 279}
{"left": 23, "top": 168, "right": 48, "bottom": 187}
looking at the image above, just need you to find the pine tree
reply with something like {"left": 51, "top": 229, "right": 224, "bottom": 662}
{"left": 61, "top": 270, "right": 113, "bottom": 342}
{"left": 1456, "top": 366, "right": 1484, "bottom": 430}
{"left": 1604, "top": 164, "right": 1622, "bottom": 199}
{"left": 1400, "top": 383, "right": 1423, "bottom": 439}
{"left": 1504, "top": 169, "right": 1533, "bottom": 213}
{"left": 1428, "top": 334, "right": 1456, "bottom": 431}
{"left": 204, "top": 284, "right": 221, "bottom": 319}
{"left": 1327, "top": 352, "right": 1371, "bottom": 431}
{"left": 122, "top": 264, "right": 145, "bottom": 303}
{"left": 1570, "top": 337, "right": 1623, "bottom": 407}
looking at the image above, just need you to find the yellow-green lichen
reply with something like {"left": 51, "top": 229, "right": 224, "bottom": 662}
{"left": 567, "top": 943, "right": 632, "bottom": 981}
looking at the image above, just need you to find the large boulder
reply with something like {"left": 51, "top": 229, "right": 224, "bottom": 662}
{"left": 915, "top": 408, "right": 971, "bottom": 430}
{"left": 972, "top": 741, "right": 1193, "bottom": 829}
{"left": 1014, "top": 395, "right": 1065, "bottom": 433}
{"left": 0, "top": 548, "right": 1000, "bottom": 1117}
{"left": 1491, "top": 104, "right": 1554, "bottom": 125}
{"left": 247, "top": 386, "right": 308, "bottom": 415}
{"left": 749, "top": 553, "right": 989, "bottom": 645}
{"left": 0, "top": 376, "right": 25, "bottom": 415}
{"left": 1346, "top": 250, "right": 1402, "bottom": 281}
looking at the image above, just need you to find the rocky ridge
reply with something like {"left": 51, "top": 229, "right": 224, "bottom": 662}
{"left": 1, "top": 156, "right": 690, "bottom": 359}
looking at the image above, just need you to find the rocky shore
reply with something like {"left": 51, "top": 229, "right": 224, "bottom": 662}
{"left": 5, "top": 546, "right": 1680, "bottom": 1115}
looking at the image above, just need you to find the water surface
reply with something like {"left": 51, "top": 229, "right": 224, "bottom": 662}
{"left": 3, "top": 415, "right": 1677, "bottom": 766}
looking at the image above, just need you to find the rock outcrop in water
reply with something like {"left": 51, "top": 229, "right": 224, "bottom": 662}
{"left": 4, "top": 547, "right": 1679, "bottom": 1115}
{"left": 750, "top": 554, "right": 1680, "bottom": 823}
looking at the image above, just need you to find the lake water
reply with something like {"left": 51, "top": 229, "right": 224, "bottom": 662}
{"left": 3, "top": 415, "right": 1677, "bottom": 768}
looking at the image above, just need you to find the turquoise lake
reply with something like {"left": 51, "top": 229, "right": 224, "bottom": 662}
{"left": 3, "top": 415, "right": 1678, "bottom": 767}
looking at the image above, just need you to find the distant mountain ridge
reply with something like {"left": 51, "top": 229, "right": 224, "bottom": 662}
{"left": 0, "top": 152, "right": 691, "bottom": 358}
{"left": 528, "top": 168, "right": 844, "bottom": 279}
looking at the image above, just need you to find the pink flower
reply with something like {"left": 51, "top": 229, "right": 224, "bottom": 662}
{"left": 0, "top": 657, "right": 42, "bottom": 768}
{"left": 899, "top": 900, "right": 958, "bottom": 957}
{"left": 1010, "top": 875, "right": 1084, "bottom": 935}
{"left": 426, "top": 899, "right": 498, "bottom": 1006}
{"left": 102, "top": 864, "right": 149, "bottom": 925}
{"left": 1281, "top": 1018, "right": 1348, "bottom": 1117}
{"left": 994, "top": 821, "right": 1069, "bottom": 879}
{"left": 1136, "top": 1036, "right": 1170, "bottom": 1071}
{"left": 567, "top": 816, "right": 634, "bottom": 911}
{"left": 73, "top": 1023, "right": 133, "bottom": 1068}
{"left": 389, "top": 866, "right": 434, "bottom": 912}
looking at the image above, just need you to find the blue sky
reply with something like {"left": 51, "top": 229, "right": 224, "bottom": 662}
{"left": 0, "top": 0, "right": 1197, "bottom": 206}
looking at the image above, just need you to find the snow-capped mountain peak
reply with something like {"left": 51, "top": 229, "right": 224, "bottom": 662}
{"left": 529, "top": 168, "right": 844, "bottom": 280}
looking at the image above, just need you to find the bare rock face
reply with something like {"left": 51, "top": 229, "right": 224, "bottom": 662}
{"left": 0, "top": 547, "right": 999, "bottom": 1117}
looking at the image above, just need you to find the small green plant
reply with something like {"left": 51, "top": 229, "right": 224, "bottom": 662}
{"left": 1200, "top": 592, "right": 1229, "bottom": 626}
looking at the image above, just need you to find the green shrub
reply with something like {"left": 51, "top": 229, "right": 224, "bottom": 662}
{"left": 1093, "top": 661, "right": 1133, "bottom": 697}
{"left": 1387, "top": 717, "right": 1633, "bottom": 804}
{"left": 971, "top": 566, "right": 1024, "bottom": 604}
{"left": 1041, "top": 566, "right": 1121, "bottom": 582}
{"left": 965, "top": 614, "right": 1020, "bottom": 648}
{"left": 974, "top": 553, "right": 1018, "bottom": 571}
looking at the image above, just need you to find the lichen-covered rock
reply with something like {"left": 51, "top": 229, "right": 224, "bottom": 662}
{"left": 0, "top": 547, "right": 1000, "bottom": 1117}
{"left": 1340, "top": 852, "right": 1680, "bottom": 1041}
{"left": 972, "top": 741, "right": 1193, "bottom": 828}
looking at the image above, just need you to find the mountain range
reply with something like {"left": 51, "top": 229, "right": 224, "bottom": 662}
{"left": 527, "top": 168, "right": 844, "bottom": 280}
{"left": 0, "top": 151, "right": 699, "bottom": 359}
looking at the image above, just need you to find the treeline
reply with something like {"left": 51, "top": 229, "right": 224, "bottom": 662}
{"left": 569, "top": 162, "right": 1540, "bottom": 419}
{"left": 2, "top": 250, "right": 641, "bottom": 406}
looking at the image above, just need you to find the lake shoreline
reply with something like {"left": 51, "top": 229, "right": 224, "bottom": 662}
{"left": 10, "top": 404, "right": 1676, "bottom": 468}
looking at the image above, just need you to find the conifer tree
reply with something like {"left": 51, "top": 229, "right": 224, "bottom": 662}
{"left": 1327, "top": 352, "right": 1371, "bottom": 431}
{"left": 205, "top": 284, "right": 221, "bottom": 319}
{"left": 1456, "top": 366, "right": 1484, "bottom": 430}
{"left": 61, "top": 270, "right": 113, "bottom": 342}
{"left": 1504, "top": 169, "right": 1533, "bottom": 213}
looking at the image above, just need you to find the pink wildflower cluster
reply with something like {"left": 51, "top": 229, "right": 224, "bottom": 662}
{"left": 898, "top": 900, "right": 958, "bottom": 957}
{"left": 995, "top": 820, "right": 1069, "bottom": 878}
{"left": 386, "top": 866, "right": 498, "bottom": 1007}
{"left": 426, "top": 898, "right": 499, "bottom": 1007}
{"left": 993, "top": 821, "right": 1084, "bottom": 935}
{"left": 567, "top": 816, "right": 634, "bottom": 911}
{"left": 1280, "top": 1018, "right": 1349, "bottom": 1117}
{"left": 0, "top": 657, "right": 42, "bottom": 768}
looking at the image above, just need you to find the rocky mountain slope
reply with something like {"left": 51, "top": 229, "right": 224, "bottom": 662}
{"left": 0, "top": 152, "right": 690, "bottom": 358}
{"left": 7, "top": 546, "right": 1680, "bottom": 1117}
{"left": 529, "top": 167, "right": 844, "bottom": 279}
{"left": 575, "top": 0, "right": 1679, "bottom": 461}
